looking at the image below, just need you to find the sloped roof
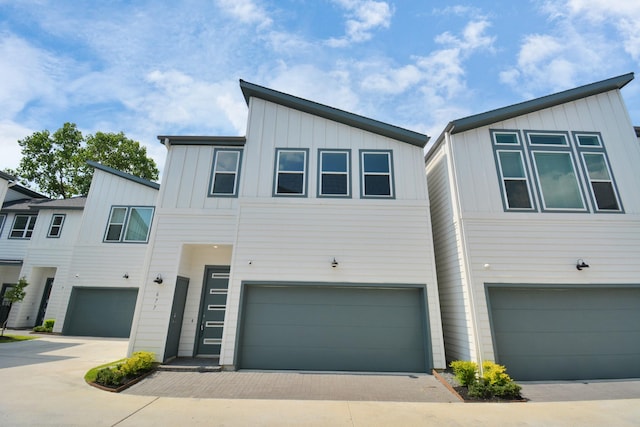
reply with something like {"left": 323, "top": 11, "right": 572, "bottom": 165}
{"left": 87, "top": 161, "right": 160, "bottom": 190}
{"left": 35, "top": 196, "right": 86, "bottom": 210}
{"left": 239, "top": 79, "right": 429, "bottom": 148}
{"left": 2, "top": 198, "right": 50, "bottom": 212}
{"left": 426, "top": 72, "right": 635, "bottom": 163}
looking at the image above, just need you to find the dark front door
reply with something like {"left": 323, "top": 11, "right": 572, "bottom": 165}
{"left": 164, "top": 276, "right": 189, "bottom": 362}
{"left": 36, "top": 278, "right": 54, "bottom": 326}
{"left": 0, "top": 284, "right": 15, "bottom": 326}
{"left": 195, "top": 266, "right": 229, "bottom": 356}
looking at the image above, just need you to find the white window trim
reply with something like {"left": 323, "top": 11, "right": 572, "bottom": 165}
{"left": 9, "top": 214, "right": 37, "bottom": 239}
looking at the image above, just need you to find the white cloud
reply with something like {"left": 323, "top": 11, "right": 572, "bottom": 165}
{"left": 326, "top": 0, "right": 394, "bottom": 47}
{"left": 503, "top": 0, "right": 640, "bottom": 96}
{"left": 0, "top": 121, "right": 35, "bottom": 171}
{"left": 215, "top": 0, "right": 273, "bottom": 29}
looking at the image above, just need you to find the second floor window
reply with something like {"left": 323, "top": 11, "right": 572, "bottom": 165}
{"left": 47, "top": 214, "right": 65, "bottom": 238}
{"left": 104, "top": 206, "right": 154, "bottom": 243}
{"left": 360, "top": 150, "right": 394, "bottom": 198}
{"left": 274, "top": 148, "right": 308, "bottom": 196}
{"left": 210, "top": 149, "right": 242, "bottom": 197}
{"left": 10, "top": 214, "right": 37, "bottom": 239}
{"left": 318, "top": 150, "right": 350, "bottom": 197}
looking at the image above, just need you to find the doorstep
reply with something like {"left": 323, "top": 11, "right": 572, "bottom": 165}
{"left": 157, "top": 357, "right": 222, "bottom": 372}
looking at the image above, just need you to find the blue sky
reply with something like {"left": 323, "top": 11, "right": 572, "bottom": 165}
{"left": 1, "top": 0, "right": 639, "bottom": 175}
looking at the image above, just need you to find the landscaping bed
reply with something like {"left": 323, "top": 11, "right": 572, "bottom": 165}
{"left": 85, "top": 351, "right": 158, "bottom": 393}
{"left": 434, "top": 361, "right": 526, "bottom": 402}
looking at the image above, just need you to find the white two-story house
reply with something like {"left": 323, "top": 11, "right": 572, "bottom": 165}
{"left": 129, "top": 80, "right": 446, "bottom": 372}
{"left": 426, "top": 72, "right": 640, "bottom": 381}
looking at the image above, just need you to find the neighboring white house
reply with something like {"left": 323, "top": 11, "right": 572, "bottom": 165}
{"left": 129, "top": 80, "right": 446, "bottom": 372}
{"left": 425, "top": 72, "right": 640, "bottom": 381}
{"left": 0, "top": 162, "right": 159, "bottom": 338}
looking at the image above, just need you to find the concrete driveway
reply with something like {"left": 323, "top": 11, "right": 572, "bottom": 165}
{"left": 1, "top": 332, "right": 640, "bottom": 426}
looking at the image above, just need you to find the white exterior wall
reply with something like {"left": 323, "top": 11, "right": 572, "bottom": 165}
{"left": 48, "top": 168, "right": 158, "bottom": 333}
{"left": 10, "top": 209, "right": 83, "bottom": 328}
{"left": 432, "top": 89, "right": 640, "bottom": 363}
{"left": 130, "top": 96, "right": 446, "bottom": 369}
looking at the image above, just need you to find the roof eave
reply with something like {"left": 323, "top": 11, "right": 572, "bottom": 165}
{"left": 157, "top": 136, "right": 246, "bottom": 146}
{"left": 87, "top": 161, "right": 160, "bottom": 190}
{"left": 450, "top": 72, "right": 635, "bottom": 135}
{"left": 239, "top": 79, "right": 429, "bottom": 148}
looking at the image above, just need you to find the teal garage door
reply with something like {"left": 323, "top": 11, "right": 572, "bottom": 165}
{"left": 63, "top": 287, "right": 138, "bottom": 338}
{"left": 488, "top": 286, "right": 640, "bottom": 380}
{"left": 238, "top": 285, "right": 429, "bottom": 372}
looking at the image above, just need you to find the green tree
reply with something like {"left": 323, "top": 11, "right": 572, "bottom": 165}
{"left": 1, "top": 277, "right": 28, "bottom": 336}
{"left": 15, "top": 123, "right": 158, "bottom": 198}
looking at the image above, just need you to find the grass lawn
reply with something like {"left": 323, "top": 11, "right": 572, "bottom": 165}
{"left": 0, "top": 334, "right": 38, "bottom": 343}
{"left": 84, "top": 359, "right": 127, "bottom": 383}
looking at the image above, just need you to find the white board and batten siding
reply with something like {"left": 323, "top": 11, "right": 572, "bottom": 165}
{"left": 48, "top": 168, "right": 158, "bottom": 333}
{"left": 130, "top": 95, "right": 446, "bottom": 369}
{"left": 428, "top": 88, "right": 640, "bottom": 363}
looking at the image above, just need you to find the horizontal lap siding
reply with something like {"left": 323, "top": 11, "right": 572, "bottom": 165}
{"left": 426, "top": 146, "right": 475, "bottom": 361}
{"left": 463, "top": 217, "right": 640, "bottom": 361}
{"left": 221, "top": 201, "right": 445, "bottom": 369}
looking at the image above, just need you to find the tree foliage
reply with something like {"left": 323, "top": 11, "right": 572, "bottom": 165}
{"left": 1, "top": 277, "right": 28, "bottom": 336}
{"left": 15, "top": 123, "right": 158, "bottom": 198}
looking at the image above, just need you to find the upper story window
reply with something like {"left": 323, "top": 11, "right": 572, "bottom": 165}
{"left": 47, "top": 214, "right": 65, "bottom": 238}
{"left": 9, "top": 214, "right": 37, "bottom": 239}
{"left": 273, "top": 148, "right": 308, "bottom": 197}
{"left": 209, "top": 149, "right": 242, "bottom": 197}
{"left": 491, "top": 131, "right": 535, "bottom": 211}
{"left": 0, "top": 214, "right": 6, "bottom": 237}
{"left": 104, "top": 206, "right": 154, "bottom": 243}
{"left": 574, "top": 132, "right": 622, "bottom": 212}
{"left": 360, "top": 150, "right": 394, "bottom": 198}
{"left": 318, "top": 150, "right": 351, "bottom": 197}
{"left": 491, "top": 129, "right": 622, "bottom": 213}
{"left": 525, "top": 131, "right": 587, "bottom": 211}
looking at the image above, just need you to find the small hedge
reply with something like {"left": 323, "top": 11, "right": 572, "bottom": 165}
{"left": 94, "top": 351, "right": 156, "bottom": 388}
{"left": 450, "top": 360, "right": 522, "bottom": 400}
{"left": 33, "top": 319, "right": 55, "bottom": 333}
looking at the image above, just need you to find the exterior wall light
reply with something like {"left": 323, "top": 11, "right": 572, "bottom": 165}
{"left": 153, "top": 274, "right": 164, "bottom": 284}
{"left": 123, "top": 273, "right": 129, "bottom": 279}
{"left": 331, "top": 258, "right": 339, "bottom": 268}
{"left": 576, "top": 259, "right": 589, "bottom": 271}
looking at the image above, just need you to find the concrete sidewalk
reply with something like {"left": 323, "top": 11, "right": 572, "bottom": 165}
{"left": 1, "top": 332, "right": 640, "bottom": 426}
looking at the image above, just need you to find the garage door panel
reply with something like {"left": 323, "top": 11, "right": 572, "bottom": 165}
{"left": 488, "top": 287, "right": 640, "bottom": 380}
{"left": 63, "top": 287, "right": 138, "bottom": 338}
{"left": 239, "top": 285, "right": 428, "bottom": 372}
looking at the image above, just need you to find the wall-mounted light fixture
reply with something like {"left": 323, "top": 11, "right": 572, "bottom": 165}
{"left": 331, "top": 258, "right": 339, "bottom": 268}
{"left": 153, "top": 274, "right": 163, "bottom": 284}
{"left": 123, "top": 273, "right": 129, "bottom": 279}
{"left": 576, "top": 259, "right": 590, "bottom": 271}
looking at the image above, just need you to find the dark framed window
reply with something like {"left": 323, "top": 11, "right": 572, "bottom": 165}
{"left": 360, "top": 150, "right": 394, "bottom": 198}
{"left": 209, "top": 149, "right": 242, "bottom": 197}
{"left": 104, "top": 206, "right": 154, "bottom": 243}
{"left": 573, "top": 132, "right": 622, "bottom": 212}
{"left": 9, "top": 214, "right": 37, "bottom": 239}
{"left": 273, "top": 148, "right": 308, "bottom": 197}
{"left": 0, "top": 214, "right": 6, "bottom": 237}
{"left": 318, "top": 149, "right": 350, "bottom": 197}
{"left": 491, "top": 130, "right": 535, "bottom": 211}
{"left": 47, "top": 214, "right": 65, "bottom": 238}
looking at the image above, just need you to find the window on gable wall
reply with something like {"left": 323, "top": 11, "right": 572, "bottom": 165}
{"left": 9, "top": 214, "right": 37, "bottom": 239}
{"left": 273, "top": 148, "right": 308, "bottom": 196}
{"left": 47, "top": 214, "right": 65, "bottom": 238}
{"left": 104, "top": 206, "right": 154, "bottom": 243}
{"left": 318, "top": 150, "right": 351, "bottom": 197}
{"left": 209, "top": 149, "right": 242, "bottom": 197}
{"left": 491, "top": 129, "right": 622, "bottom": 213}
{"left": 0, "top": 214, "right": 6, "bottom": 236}
{"left": 360, "top": 150, "right": 395, "bottom": 198}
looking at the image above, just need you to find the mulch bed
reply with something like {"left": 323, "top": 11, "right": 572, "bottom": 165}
{"left": 87, "top": 369, "right": 157, "bottom": 393}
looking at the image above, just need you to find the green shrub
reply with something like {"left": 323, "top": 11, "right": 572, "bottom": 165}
{"left": 449, "top": 360, "right": 478, "bottom": 386}
{"left": 95, "top": 365, "right": 126, "bottom": 386}
{"left": 120, "top": 351, "right": 156, "bottom": 376}
{"left": 468, "top": 380, "right": 492, "bottom": 399}
{"left": 44, "top": 319, "right": 55, "bottom": 329}
{"left": 491, "top": 381, "right": 522, "bottom": 399}
{"left": 482, "top": 361, "right": 512, "bottom": 386}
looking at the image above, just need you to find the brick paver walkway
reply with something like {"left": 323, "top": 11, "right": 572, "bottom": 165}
{"left": 123, "top": 371, "right": 457, "bottom": 402}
